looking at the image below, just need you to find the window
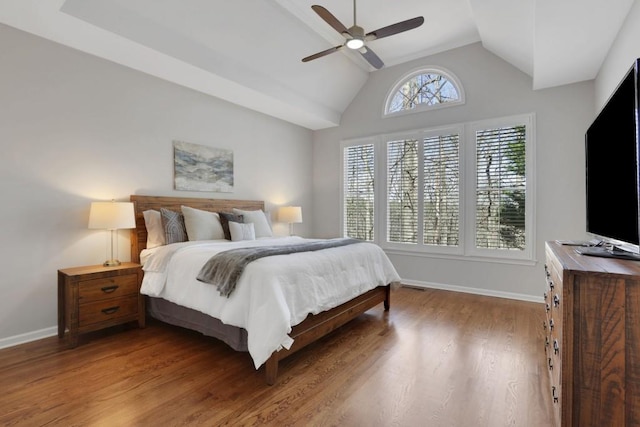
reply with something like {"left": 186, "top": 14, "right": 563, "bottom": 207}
{"left": 387, "top": 139, "right": 419, "bottom": 244}
{"left": 384, "top": 67, "right": 464, "bottom": 116}
{"left": 343, "top": 143, "right": 375, "bottom": 241}
{"left": 341, "top": 114, "right": 534, "bottom": 261}
{"left": 423, "top": 133, "right": 460, "bottom": 247}
{"left": 386, "top": 134, "right": 460, "bottom": 246}
{"left": 471, "top": 122, "right": 529, "bottom": 254}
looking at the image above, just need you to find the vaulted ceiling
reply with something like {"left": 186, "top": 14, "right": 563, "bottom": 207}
{"left": 0, "top": 0, "right": 635, "bottom": 129}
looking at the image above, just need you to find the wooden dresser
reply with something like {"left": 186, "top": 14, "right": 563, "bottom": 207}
{"left": 58, "top": 262, "right": 145, "bottom": 347}
{"left": 544, "top": 241, "right": 640, "bottom": 426}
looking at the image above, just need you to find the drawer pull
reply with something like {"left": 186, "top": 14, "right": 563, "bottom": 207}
{"left": 552, "top": 386, "right": 558, "bottom": 403}
{"left": 545, "top": 303, "right": 550, "bottom": 313}
{"left": 101, "top": 306, "right": 120, "bottom": 315}
{"left": 101, "top": 285, "right": 119, "bottom": 293}
{"left": 549, "top": 280, "right": 554, "bottom": 290}
{"left": 553, "top": 294, "right": 560, "bottom": 307}
{"left": 548, "top": 357, "right": 553, "bottom": 370}
{"left": 554, "top": 339, "right": 560, "bottom": 355}
{"left": 549, "top": 319, "right": 554, "bottom": 331}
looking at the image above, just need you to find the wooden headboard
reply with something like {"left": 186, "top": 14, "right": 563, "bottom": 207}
{"left": 129, "top": 195, "right": 265, "bottom": 263}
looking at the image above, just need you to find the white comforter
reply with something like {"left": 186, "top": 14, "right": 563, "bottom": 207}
{"left": 140, "top": 236, "right": 400, "bottom": 369}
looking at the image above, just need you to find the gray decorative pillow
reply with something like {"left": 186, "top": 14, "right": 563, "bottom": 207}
{"left": 160, "top": 208, "right": 188, "bottom": 244}
{"left": 218, "top": 212, "right": 244, "bottom": 240}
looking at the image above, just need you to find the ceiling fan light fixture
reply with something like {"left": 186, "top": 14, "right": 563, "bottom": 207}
{"left": 345, "top": 24, "right": 365, "bottom": 49}
{"left": 303, "top": 3, "right": 424, "bottom": 69}
{"left": 346, "top": 37, "right": 364, "bottom": 49}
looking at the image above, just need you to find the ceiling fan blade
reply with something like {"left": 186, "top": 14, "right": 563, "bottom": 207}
{"left": 302, "top": 45, "right": 343, "bottom": 63}
{"left": 360, "top": 46, "right": 384, "bottom": 69}
{"left": 311, "top": 5, "right": 350, "bottom": 35}
{"left": 365, "top": 16, "right": 424, "bottom": 41}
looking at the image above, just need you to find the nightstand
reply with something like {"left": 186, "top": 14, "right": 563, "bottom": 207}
{"left": 58, "top": 262, "right": 145, "bottom": 347}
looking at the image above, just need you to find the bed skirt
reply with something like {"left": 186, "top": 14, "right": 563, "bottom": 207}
{"left": 146, "top": 296, "right": 248, "bottom": 352}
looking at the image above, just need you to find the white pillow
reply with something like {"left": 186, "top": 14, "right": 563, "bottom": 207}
{"left": 143, "top": 210, "right": 166, "bottom": 249}
{"left": 232, "top": 208, "right": 272, "bottom": 238}
{"left": 181, "top": 205, "right": 225, "bottom": 241}
{"left": 229, "top": 221, "right": 256, "bottom": 241}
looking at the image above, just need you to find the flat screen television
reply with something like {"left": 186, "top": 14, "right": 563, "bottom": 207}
{"left": 580, "top": 57, "right": 640, "bottom": 260}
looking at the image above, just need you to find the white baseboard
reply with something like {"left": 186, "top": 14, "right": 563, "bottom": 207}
{"left": 0, "top": 326, "right": 57, "bottom": 350}
{"left": 400, "top": 279, "right": 544, "bottom": 304}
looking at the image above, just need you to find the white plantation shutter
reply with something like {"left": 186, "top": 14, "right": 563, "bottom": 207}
{"left": 386, "top": 133, "right": 460, "bottom": 247}
{"left": 387, "top": 139, "right": 419, "bottom": 243}
{"left": 340, "top": 114, "right": 533, "bottom": 261}
{"left": 343, "top": 144, "right": 375, "bottom": 241}
{"left": 475, "top": 125, "right": 526, "bottom": 250}
{"left": 423, "top": 134, "right": 459, "bottom": 246}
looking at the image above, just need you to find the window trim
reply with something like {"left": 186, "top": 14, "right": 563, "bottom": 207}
{"left": 383, "top": 66, "right": 466, "bottom": 118}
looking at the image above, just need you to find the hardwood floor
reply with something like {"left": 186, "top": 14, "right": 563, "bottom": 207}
{"left": 0, "top": 287, "right": 554, "bottom": 426}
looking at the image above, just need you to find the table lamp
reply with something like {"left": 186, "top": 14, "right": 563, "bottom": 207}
{"left": 88, "top": 200, "right": 136, "bottom": 266}
{"left": 278, "top": 206, "right": 302, "bottom": 236}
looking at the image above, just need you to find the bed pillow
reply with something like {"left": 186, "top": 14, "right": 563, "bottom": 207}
{"left": 232, "top": 208, "right": 272, "bottom": 238}
{"left": 160, "top": 208, "right": 188, "bottom": 244}
{"left": 218, "top": 212, "right": 244, "bottom": 240}
{"left": 181, "top": 206, "right": 225, "bottom": 241}
{"left": 143, "top": 209, "right": 166, "bottom": 249}
{"left": 229, "top": 221, "right": 256, "bottom": 242}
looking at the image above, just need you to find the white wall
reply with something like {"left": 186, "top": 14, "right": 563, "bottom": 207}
{"left": 595, "top": 0, "right": 640, "bottom": 110}
{"left": 312, "top": 42, "right": 594, "bottom": 300}
{"left": 0, "top": 24, "right": 313, "bottom": 346}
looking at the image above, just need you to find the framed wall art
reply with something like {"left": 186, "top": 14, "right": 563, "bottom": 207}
{"left": 173, "top": 140, "right": 234, "bottom": 192}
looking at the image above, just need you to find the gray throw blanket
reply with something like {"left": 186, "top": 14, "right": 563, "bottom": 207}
{"left": 196, "top": 238, "right": 361, "bottom": 297}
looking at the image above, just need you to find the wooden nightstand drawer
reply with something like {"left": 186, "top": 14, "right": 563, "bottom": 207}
{"left": 79, "top": 295, "right": 139, "bottom": 325}
{"left": 78, "top": 274, "right": 138, "bottom": 303}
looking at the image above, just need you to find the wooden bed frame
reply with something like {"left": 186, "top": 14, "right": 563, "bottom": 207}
{"left": 130, "top": 195, "right": 390, "bottom": 385}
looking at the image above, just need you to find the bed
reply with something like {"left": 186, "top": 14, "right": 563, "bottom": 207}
{"left": 130, "top": 195, "right": 400, "bottom": 385}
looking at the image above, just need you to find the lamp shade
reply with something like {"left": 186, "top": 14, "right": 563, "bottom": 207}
{"left": 88, "top": 201, "right": 136, "bottom": 230}
{"left": 278, "top": 206, "right": 302, "bottom": 224}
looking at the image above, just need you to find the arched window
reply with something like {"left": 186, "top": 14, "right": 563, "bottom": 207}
{"left": 384, "top": 67, "right": 464, "bottom": 116}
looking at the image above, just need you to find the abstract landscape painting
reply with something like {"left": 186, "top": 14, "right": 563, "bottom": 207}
{"left": 173, "top": 140, "right": 234, "bottom": 192}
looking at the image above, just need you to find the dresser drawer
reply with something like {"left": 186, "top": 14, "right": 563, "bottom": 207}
{"left": 544, "top": 250, "right": 565, "bottom": 425}
{"left": 78, "top": 295, "right": 139, "bottom": 326}
{"left": 78, "top": 274, "right": 139, "bottom": 303}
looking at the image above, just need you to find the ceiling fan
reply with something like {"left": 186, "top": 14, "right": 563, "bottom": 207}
{"left": 302, "top": 0, "right": 424, "bottom": 69}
